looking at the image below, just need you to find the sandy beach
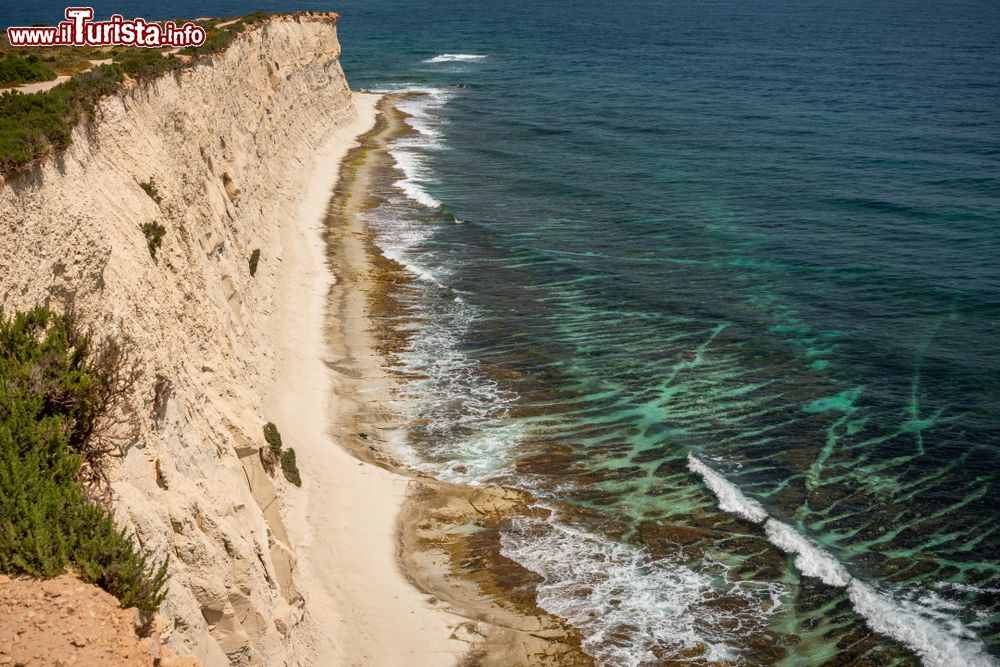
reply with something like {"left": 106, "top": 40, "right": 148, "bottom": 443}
{"left": 265, "top": 92, "right": 471, "bottom": 666}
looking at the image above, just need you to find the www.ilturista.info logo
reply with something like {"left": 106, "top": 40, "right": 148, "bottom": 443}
{"left": 6, "top": 7, "right": 206, "bottom": 48}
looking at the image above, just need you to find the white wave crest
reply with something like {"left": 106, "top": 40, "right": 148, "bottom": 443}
{"left": 388, "top": 146, "right": 441, "bottom": 209}
{"left": 850, "top": 581, "right": 997, "bottom": 667}
{"left": 391, "top": 171, "right": 441, "bottom": 210}
{"left": 764, "top": 519, "right": 850, "bottom": 587}
{"left": 687, "top": 453, "right": 999, "bottom": 667}
{"left": 363, "top": 197, "right": 442, "bottom": 279}
{"left": 424, "top": 53, "right": 488, "bottom": 63}
{"left": 395, "top": 88, "right": 451, "bottom": 141}
{"left": 379, "top": 87, "right": 452, "bottom": 209}
{"left": 687, "top": 453, "right": 768, "bottom": 523}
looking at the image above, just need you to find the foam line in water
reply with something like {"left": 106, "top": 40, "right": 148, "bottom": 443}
{"left": 500, "top": 513, "right": 781, "bottom": 666}
{"left": 389, "top": 150, "right": 442, "bottom": 208}
{"left": 849, "top": 581, "right": 997, "bottom": 667}
{"left": 764, "top": 519, "right": 850, "bottom": 587}
{"left": 937, "top": 582, "right": 1000, "bottom": 595}
{"left": 379, "top": 88, "right": 452, "bottom": 209}
{"left": 363, "top": 203, "right": 442, "bottom": 283}
{"left": 364, "top": 198, "right": 521, "bottom": 479}
{"left": 687, "top": 453, "right": 998, "bottom": 667}
{"left": 424, "top": 53, "right": 488, "bottom": 63}
{"left": 687, "top": 453, "right": 768, "bottom": 522}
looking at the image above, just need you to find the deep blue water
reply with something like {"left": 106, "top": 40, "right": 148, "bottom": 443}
{"left": 5, "top": 1, "right": 1000, "bottom": 664}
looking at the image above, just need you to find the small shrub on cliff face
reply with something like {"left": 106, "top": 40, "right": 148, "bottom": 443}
{"left": 249, "top": 248, "right": 261, "bottom": 277}
{"left": 140, "top": 221, "right": 166, "bottom": 259}
{"left": 0, "top": 306, "right": 168, "bottom": 613}
{"left": 280, "top": 448, "right": 301, "bottom": 487}
{"left": 139, "top": 178, "right": 161, "bottom": 205}
{"left": 263, "top": 422, "right": 282, "bottom": 454}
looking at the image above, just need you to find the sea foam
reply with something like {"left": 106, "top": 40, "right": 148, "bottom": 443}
{"left": 424, "top": 53, "right": 488, "bottom": 63}
{"left": 687, "top": 454, "right": 768, "bottom": 523}
{"left": 687, "top": 453, "right": 999, "bottom": 667}
{"left": 378, "top": 87, "right": 452, "bottom": 209}
{"left": 500, "top": 512, "right": 782, "bottom": 667}
{"left": 389, "top": 148, "right": 442, "bottom": 209}
{"left": 364, "top": 199, "right": 520, "bottom": 480}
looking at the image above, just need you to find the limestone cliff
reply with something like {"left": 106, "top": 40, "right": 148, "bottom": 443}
{"left": 0, "top": 14, "right": 356, "bottom": 666}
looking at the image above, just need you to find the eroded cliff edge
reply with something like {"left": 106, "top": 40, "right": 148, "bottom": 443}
{"left": 0, "top": 14, "right": 355, "bottom": 665}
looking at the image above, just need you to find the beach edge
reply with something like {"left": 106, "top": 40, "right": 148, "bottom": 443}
{"left": 267, "top": 92, "right": 474, "bottom": 666}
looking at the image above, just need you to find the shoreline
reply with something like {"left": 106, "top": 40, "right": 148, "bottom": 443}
{"left": 266, "top": 92, "right": 470, "bottom": 665}
{"left": 314, "top": 94, "right": 592, "bottom": 666}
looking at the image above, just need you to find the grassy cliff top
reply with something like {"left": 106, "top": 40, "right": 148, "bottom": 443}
{"left": 0, "top": 12, "right": 338, "bottom": 177}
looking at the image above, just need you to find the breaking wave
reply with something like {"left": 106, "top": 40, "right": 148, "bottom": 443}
{"left": 687, "top": 453, "right": 998, "bottom": 667}
{"left": 424, "top": 53, "right": 488, "bottom": 63}
{"left": 500, "top": 512, "right": 783, "bottom": 667}
{"left": 372, "top": 86, "right": 452, "bottom": 209}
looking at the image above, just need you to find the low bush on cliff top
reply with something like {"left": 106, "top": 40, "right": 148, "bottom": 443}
{"left": 0, "top": 53, "right": 174, "bottom": 175}
{"left": 0, "top": 306, "right": 168, "bottom": 613}
{"left": 0, "top": 54, "right": 56, "bottom": 85}
{"left": 180, "top": 13, "right": 274, "bottom": 57}
{"left": 0, "top": 63, "right": 123, "bottom": 174}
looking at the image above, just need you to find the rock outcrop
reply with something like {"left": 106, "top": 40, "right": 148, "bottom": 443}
{"left": 0, "top": 14, "right": 356, "bottom": 666}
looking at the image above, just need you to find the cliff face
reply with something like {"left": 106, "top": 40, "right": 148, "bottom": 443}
{"left": 0, "top": 15, "right": 356, "bottom": 665}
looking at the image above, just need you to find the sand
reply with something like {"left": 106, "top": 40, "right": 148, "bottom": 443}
{"left": 266, "top": 92, "right": 470, "bottom": 666}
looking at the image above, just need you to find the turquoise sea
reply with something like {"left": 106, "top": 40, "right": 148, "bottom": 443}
{"left": 4, "top": 1, "right": 1000, "bottom": 664}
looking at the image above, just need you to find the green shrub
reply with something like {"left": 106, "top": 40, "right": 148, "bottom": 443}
{"left": 0, "top": 54, "right": 56, "bottom": 85}
{"left": 263, "top": 421, "right": 282, "bottom": 454}
{"left": 115, "top": 50, "right": 176, "bottom": 81}
{"left": 248, "top": 248, "right": 261, "bottom": 277}
{"left": 0, "top": 306, "right": 167, "bottom": 613}
{"left": 140, "top": 221, "right": 166, "bottom": 259}
{"left": 180, "top": 13, "right": 273, "bottom": 58}
{"left": 0, "top": 63, "right": 122, "bottom": 175}
{"left": 280, "top": 448, "right": 301, "bottom": 487}
{"left": 139, "top": 178, "right": 161, "bottom": 205}
{"left": 0, "top": 55, "right": 169, "bottom": 175}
